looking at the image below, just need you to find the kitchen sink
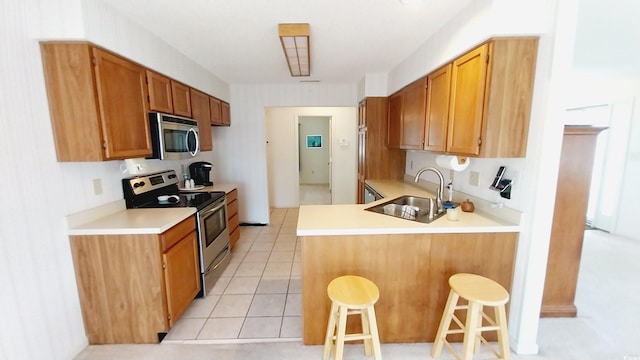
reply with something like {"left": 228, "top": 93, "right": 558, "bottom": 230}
{"left": 365, "top": 195, "right": 446, "bottom": 224}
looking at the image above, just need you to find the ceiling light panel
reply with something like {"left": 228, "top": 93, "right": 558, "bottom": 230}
{"left": 279, "top": 23, "right": 310, "bottom": 77}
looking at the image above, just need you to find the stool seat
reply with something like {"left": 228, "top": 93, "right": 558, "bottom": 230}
{"left": 323, "top": 275, "right": 382, "bottom": 360}
{"left": 328, "top": 275, "right": 380, "bottom": 308}
{"left": 449, "top": 273, "right": 509, "bottom": 306}
{"left": 432, "top": 273, "right": 511, "bottom": 360}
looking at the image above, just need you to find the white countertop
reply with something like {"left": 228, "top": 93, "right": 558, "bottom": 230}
{"left": 68, "top": 208, "right": 196, "bottom": 236}
{"left": 297, "top": 179, "right": 520, "bottom": 236}
{"left": 67, "top": 183, "right": 237, "bottom": 236}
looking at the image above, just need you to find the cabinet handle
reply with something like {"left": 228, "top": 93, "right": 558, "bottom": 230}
{"left": 477, "top": 138, "right": 482, "bottom": 145}
{"left": 162, "top": 261, "right": 166, "bottom": 270}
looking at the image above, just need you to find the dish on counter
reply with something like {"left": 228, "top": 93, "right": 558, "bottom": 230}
{"left": 178, "top": 185, "right": 205, "bottom": 191}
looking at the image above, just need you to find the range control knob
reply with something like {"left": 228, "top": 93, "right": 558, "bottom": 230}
{"left": 133, "top": 181, "right": 145, "bottom": 188}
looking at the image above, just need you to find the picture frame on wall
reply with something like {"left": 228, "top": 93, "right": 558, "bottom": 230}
{"left": 306, "top": 135, "right": 323, "bottom": 148}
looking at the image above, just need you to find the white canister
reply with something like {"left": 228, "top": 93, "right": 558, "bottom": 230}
{"left": 446, "top": 207, "right": 460, "bottom": 221}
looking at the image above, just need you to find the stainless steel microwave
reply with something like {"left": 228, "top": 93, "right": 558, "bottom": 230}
{"left": 148, "top": 112, "right": 199, "bottom": 160}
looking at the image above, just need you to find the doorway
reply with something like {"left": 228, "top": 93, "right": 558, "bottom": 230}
{"left": 298, "top": 116, "right": 331, "bottom": 205}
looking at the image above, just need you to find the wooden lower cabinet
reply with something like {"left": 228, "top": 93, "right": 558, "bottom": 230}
{"left": 226, "top": 189, "right": 240, "bottom": 248}
{"left": 300, "top": 232, "right": 517, "bottom": 344}
{"left": 70, "top": 217, "right": 200, "bottom": 344}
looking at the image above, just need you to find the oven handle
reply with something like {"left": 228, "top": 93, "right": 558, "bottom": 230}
{"left": 205, "top": 245, "right": 230, "bottom": 276}
{"left": 200, "top": 200, "right": 226, "bottom": 218}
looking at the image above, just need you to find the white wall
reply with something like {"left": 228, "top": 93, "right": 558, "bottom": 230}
{"left": 212, "top": 84, "right": 358, "bottom": 224}
{"left": 0, "top": 1, "right": 228, "bottom": 359}
{"left": 265, "top": 108, "right": 357, "bottom": 208}
{"left": 298, "top": 116, "right": 331, "bottom": 185}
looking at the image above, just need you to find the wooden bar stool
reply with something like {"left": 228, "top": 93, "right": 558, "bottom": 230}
{"left": 432, "top": 273, "right": 511, "bottom": 360}
{"left": 322, "top": 275, "right": 382, "bottom": 360}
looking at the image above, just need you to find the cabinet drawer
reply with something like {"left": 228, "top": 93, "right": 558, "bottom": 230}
{"left": 227, "top": 199, "right": 238, "bottom": 218}
{"left": 226, "top": 189, "right": 238, "bottom": 203}
{"left": 228, "top": 213, "right": 239, "bottom": 232}
{"left": 160, "top": 216, "right": 196, "bottom": 252}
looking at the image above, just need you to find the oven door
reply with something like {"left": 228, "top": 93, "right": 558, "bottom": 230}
{"left": 197, "top": 197, "right": 230, "bottom": 296}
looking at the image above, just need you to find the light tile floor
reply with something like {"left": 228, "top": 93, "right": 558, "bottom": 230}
{"left": 76, "top": 229, "right": 640, "bottom": 359}
{"left": 162, "top": 207, "right": 302, "bottom": 343}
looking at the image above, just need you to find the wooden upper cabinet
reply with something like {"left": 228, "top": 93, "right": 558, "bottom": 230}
{"left": 190, "top": 88, "right": 213, "bottom": 151}
{"left": 447, "top": 43, "right": 489, "bottom": 156}
{"left": 147, "top": 70, "right": 173, "bottom": 113}
{"left": 171, "top": 81, "right": 192, "bottom": 117}
{"left": 387, "top": 91, "right": 403, "bottom": 149}
{"left": 400, "top": 77, "right": 427, "bottom": 150}
{"left": 424, "top": 64, "right": 451, "bottom": 152}
{"left": 445, "top": 37, "right": 538, "bottom": 157}
{"left": 221, "top": 101, "right": 231, "bottom": 126}
{"left": 479, "top": 38, "right": 538, "bottom": 158}
{"left": 210, "top": 97, "right": 222, "bottom": 125}
{"left": 40, "top": 42, "right": 152, "bottom": 161}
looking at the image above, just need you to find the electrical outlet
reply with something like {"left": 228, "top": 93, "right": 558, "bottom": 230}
{"left": 469, "top": 171, "right": 479, "bottom": 187}
{"left": 92, "top": 178, "right": 103, "bottom": 195}
{"left": 410, "top": 160, "right": 414, "bottom": 170}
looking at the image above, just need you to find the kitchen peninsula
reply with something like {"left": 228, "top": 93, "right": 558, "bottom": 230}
{"left": 297, "top": 180, "right": 520, "bottom": 344}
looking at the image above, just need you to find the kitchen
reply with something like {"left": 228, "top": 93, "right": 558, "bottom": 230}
{"left": 1, "top": 1, "right": 639, "bottom": 360}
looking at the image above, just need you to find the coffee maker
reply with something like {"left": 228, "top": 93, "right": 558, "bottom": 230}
{"left": 189, "top": 161, "right": 213, "bottom": 186}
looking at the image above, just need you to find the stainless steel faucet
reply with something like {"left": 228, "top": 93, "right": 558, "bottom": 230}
{"left": 414, "top": 166, "right": 445, "bottom": 214}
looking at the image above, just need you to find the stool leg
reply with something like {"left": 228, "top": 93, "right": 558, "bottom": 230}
{"left": 323, "top": 301, "right": 338, "bottom": 360}
{"left": 360, "top": 308, "right": 372, "bottom": 356}
{"left": 431, "top": 290, "right": 459, "bottom": 358}
{"left": 334, "top": 305, "right": 348, "bottom": 360}
{"left": 494, "top": 305, "right": 511, "bottom": 360}
{"left": 474, "top": 305, "right": 483, "bottom": 354}
{"left": 365, "top": 305, "right": 382, "bottom": 360}
{"left": 461, "top": 301, "right": 481, "bottom": 360}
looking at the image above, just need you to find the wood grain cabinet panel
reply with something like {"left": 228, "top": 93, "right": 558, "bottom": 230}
{"left": 70, "top": 217, "right": 199, "bottom": 344}
{"left": 226, "top": 189, "right": 240, "bottom": 248}
{"left": 357, "top": 98, "right": 405, "bottom": 203}
{"left": 221, "top": 101, "right": 231, "bottom": 126}
{"left": 171, "top": 81, "right": 192, "bottom": 117}
{"left": 424, "top": 64, "right": 451, "bottom": 152}
{"left": 387, "top": 92, "right": 403, "bottom": 149}
{"left": 446, "top": 38, "right": 538, "bottom": 157}
{"left": 41, "top": 42, "right": 152, "bottom": 161}
{"left": 447, "top": 43, "right": 489, "bottom": 156}
{"left": 541, "top": 126, "right": 607, "bottom": 317}
{"left": 190, "top": 88, "right": 213, "bottom": 151}
{"left": 147, "top": 70, "right": 173, "bottom": 113}
{"left": 400, "top": 77, "right": 427, "bottom": 150}
{"left": 210, "top": 97, "right": 223, "bottom": 125}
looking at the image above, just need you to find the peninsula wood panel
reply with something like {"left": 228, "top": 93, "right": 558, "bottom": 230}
{"left": 300, "top": 232, "right": 517, "bottom": 344}
{"left": 541, "top": 126, "right": 606, "bottom": 317}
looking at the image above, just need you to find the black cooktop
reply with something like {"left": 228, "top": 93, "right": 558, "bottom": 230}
{"left": 122, "top": 170, "right": 225, "bottom": 211}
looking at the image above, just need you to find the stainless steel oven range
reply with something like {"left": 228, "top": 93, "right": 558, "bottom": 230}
{"left": 122, "top": 170, "right": 230, "bottom": 297}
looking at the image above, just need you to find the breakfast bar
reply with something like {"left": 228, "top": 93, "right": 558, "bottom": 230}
{"left": 297, "top": 182, "right": 520, "bottom": 345}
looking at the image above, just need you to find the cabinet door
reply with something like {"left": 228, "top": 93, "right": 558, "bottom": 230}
{"left": 147, "top": 70, "right": 173, "bottom": 113}
{"left": 221, "top": 102, "right": 231, "bottom": 126}
{"left": 190, "top": 88, "right": 213, "bottom": 151}
{"left": 401, "top": 77, "right": 427, "bottom": 150}
{"left": 387, "top": 91, "right": 403, "bottom": 149}
{"left": 171, "top": 81, "right": 192, "bottom": 117}
{"left": 446, "top": 44, "right": 489, "bottom": 156}
{"left": 163, "top": 231, "right": 200, "bottom": 327}
{"left": 209, "top": 97, "right": 222, "bottom": 125}
{"left": 92, "top": 48, "right": 152, "bottom": 159}
{"left": 424, "top": 64, "right": 451, "bottom": 152}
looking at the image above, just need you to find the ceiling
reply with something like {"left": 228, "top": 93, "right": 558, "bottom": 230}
{"left": 102, "top": 0, "right": 473, "bottom": 84}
